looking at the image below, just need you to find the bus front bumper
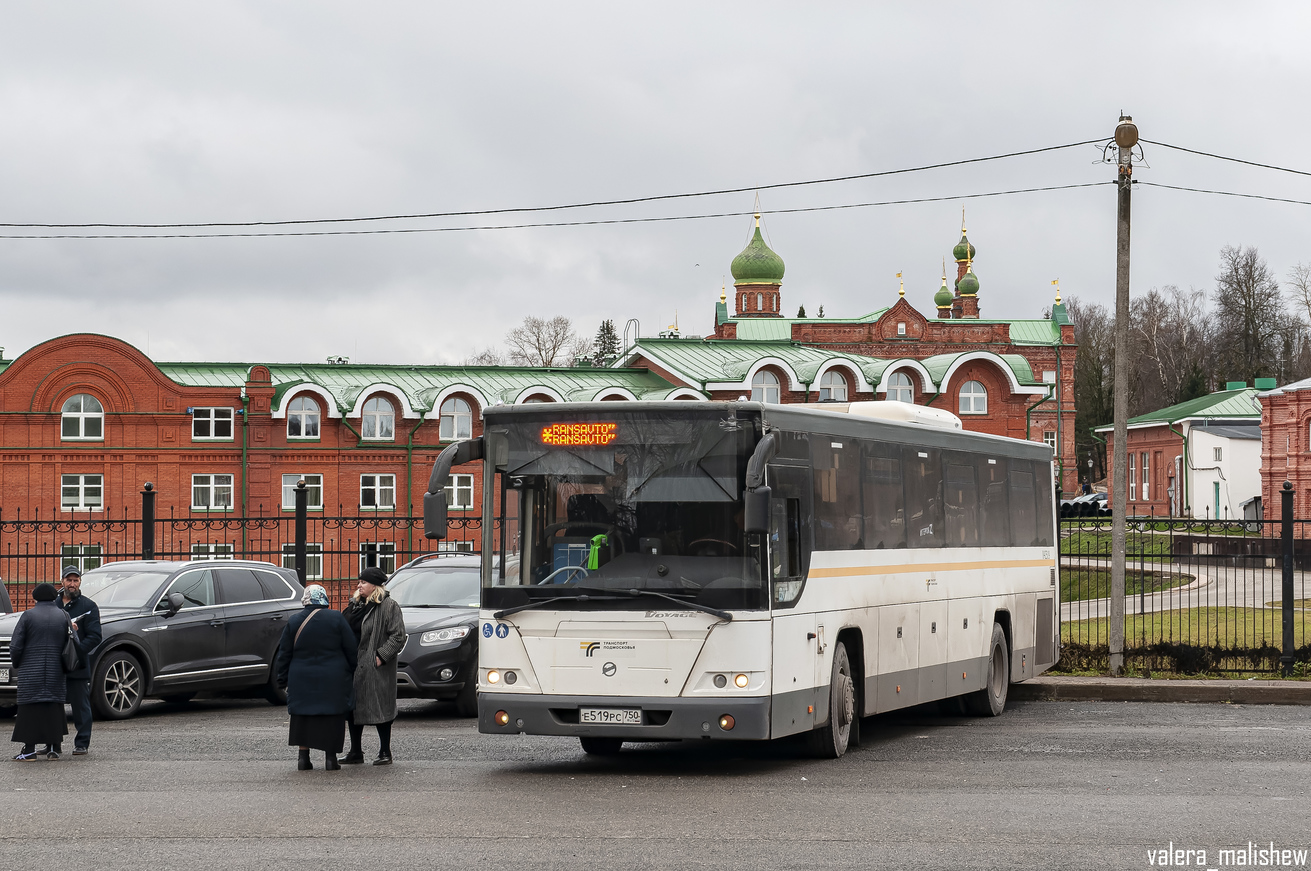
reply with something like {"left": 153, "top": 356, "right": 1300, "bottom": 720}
{"left": 478, "top": 692, "right": 771, "bottom": 741}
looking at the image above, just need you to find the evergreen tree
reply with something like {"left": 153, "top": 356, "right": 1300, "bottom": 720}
{"left": 592, "top": 319, "right": 620, "bottom": 366}
{"left": 818, "top": 305, "right": 825, "bottom": 318}
{"left": 796, "top": 305, "right": 807, "bottom": 318}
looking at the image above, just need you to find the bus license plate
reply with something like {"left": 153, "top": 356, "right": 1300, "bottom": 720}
{"left": 579, "top": 707, "right": 641, "bottom": 725}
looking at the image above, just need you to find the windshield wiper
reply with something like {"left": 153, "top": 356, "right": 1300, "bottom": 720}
{"left": 494, "top": 593, "right": 625, "bottom": 620}
{"left": 625, "top": 589, "right": 732, "bottom": 622}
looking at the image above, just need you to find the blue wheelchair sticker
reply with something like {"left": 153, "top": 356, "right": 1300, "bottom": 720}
{"left": 482, "top": 623, "right": 494, "bottom": 638}
{"left": 495, "top": 623, "right": 510, "bottom": 639}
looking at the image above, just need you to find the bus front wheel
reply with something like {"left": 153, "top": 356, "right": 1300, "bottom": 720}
{"left": 965, "top": 624, "right": 1010, "bottom": 717}
{"left": 810, "top": 641, "right": 855, "bottom": 759}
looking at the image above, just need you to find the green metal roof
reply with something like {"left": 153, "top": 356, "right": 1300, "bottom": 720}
{"left": 156, "top": 362, "right": 686, "bottom": 412}
{"left": 725, "top": 313, "right": 1064, "bottom": 346}
{"left": 1097, "top": 388, "right": 1262, "bottom": 429}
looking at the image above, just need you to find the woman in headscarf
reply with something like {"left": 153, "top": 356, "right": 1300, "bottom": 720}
{"left": 274, "top": 584, "right": 357, "bottom": 771}
{"left": 340, "top": 567, "right": 407, "bottom": 765}
{"left": 10, "top": 583, "right": 71, "bottom": 760}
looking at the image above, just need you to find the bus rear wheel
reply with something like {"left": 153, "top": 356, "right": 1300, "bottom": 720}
{"left": 579, "top": 737, "right": 623, "bottom": 756}
{"left": 965, "top": 623, "right": 1010, "bottom": 717}
{"left": 810, "top": 641, "right": 855, "bottom": 759}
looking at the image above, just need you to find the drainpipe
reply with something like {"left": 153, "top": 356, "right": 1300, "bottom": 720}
{"left": 1055, "top": 345, "right": 1064, "bottom": 492}
{"left": 404, "top": 414, "right": 426, "bottom": 557}
{"left": 342, "top": 416, "right": 364, "bottom": 446}
{"left": 1168, "top": 422, "right": 1189, "bottom": 516}
{"left": 240, "top": 391, "right": 250, "bottom": 557}
{"left": 1025, "top": 386, "right": 1053, "bottom": 440}
{"left": 923, "top": 379, "right": 943, "bottom": 407}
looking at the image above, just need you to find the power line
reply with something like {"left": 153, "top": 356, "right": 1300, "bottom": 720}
{"left": 1141, "top": 140, "right": 1311, "bottom": 179}
{"left": 1138, "top": 181, "right": 1311, "bottom": 207}
{"left": 0, "top": 182, "right": 1113, "bottom": 240}
{"left": 0, "top": 139, "right": 1103, "bottom": 229}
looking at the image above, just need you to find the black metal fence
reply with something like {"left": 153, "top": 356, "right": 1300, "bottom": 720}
{"left": 1059, "top": 492, "right": 1309, "bottom": 674}
{"left": 0, "top": 485, "right": 483, "bottom": 610}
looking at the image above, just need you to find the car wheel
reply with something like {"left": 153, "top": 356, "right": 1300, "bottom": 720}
{"left": 93, "top": 650, "right": 144, "bottom": 720}
{"left": 454, "top": 679, "right": 478, "bottom": 718}
{"left": 264, "top": 667, "right": 288, "bottom": 706}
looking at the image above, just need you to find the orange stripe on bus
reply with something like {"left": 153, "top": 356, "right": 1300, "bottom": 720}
{"left": 807, "top": 559, "right": 1053, "bottom": 578}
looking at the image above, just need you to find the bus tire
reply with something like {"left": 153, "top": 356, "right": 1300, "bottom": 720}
{"left": 810, "top": 641, "right": 855, "bottom": 759}
{"left": 965, "top": 623, "right": 1010, "bottom": 717}
{"left": 579, "top": 737, "right": 623, "bottom": 756}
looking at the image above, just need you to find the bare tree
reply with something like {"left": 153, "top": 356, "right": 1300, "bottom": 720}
{"left": 463, "top": 347, "right": 505, "bottom": 366}
{"left": 1213, "top": 245, "right": 1284, "bottom": 383}
{"left": 505, "top": 316, "right": 591, "bottom": 367}
{"left": 1286, "top": 262, "right": 1311, "bottom": 324}
{"left": 1068, "top": 296, "right": 1114, "bottom": 482}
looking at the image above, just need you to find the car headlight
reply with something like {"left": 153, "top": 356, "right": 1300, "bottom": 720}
{"left": 420, "top": 625, "right": 472, "bottom": 646}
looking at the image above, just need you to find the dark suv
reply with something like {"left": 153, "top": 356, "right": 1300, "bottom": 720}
{"left": 388, "top": 553, "right": 482, "bottom": 716}
{"left": 0, "top": 559, "right": 303, "bottom": 719}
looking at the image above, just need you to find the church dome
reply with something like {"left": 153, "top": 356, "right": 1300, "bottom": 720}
{"left": 731, "top": 218, "right": 786, "bottom": 286}
{"left": 934, "top": 278, "right": 954, "bottom": 308}
{"left": 958, "top": 268, "right": 979, "bottom": 296}
{"left": 952, "top": 232, "right": 976, "bottom": 262}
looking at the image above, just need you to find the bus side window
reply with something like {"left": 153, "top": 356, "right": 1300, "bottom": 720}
{"left": 979, "top": 456, "right": 1010, "bottom": 547}
{"left": 772, "top": 496, "right": 803, "bottom": 605}
{"left": 863, "top": 443, "right": 905, "bottom": 549}
{"left": 904, "top": 447, "right": 944, "bottom": 548}
{"left": 944, "top": 456, "right": 980, "bottom": 546}
{"left": 1009, "top": 467, "right": 1038, "bottom": 546}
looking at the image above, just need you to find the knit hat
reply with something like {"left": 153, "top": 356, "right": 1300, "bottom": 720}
{"left": 32, "top": 583, "right": 58, "bottom": 602}
{"left": 358, "top": 567, "right": 389, "bottom": 587}
{"left": 61, "top": 565, "right": 82, "bottom": 579}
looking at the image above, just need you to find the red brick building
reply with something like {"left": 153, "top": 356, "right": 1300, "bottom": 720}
{"left": 1259, "top": 376, "right": 1311, "bottom": 517}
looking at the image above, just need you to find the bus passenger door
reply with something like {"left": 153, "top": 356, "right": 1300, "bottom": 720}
{"left": 768, "top": 462, "right": 815, "bottom": 739}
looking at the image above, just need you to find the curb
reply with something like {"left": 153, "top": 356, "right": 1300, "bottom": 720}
{"left": 1011, "top": 675, "right": 1311, "bottom": 705}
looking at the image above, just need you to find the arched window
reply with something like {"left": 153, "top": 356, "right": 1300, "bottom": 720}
{"left": 757, "top": 292, "right": 763, "bottom": 311}
{"left": 362, "top": 396, "right": 395, "bottom": 440}
{"left": 439, "top": 397, "right": 473, "bottom": 440}
{"left": 959, "top": 380, "right": 988, "bottom": 414}
{"left": 61, "top": 394, "right": 104, "bottom": 440}
{"left": 751, "top": 370, "right": 781, "bottom": 404}
{"left": 287, "top": 396, "right": 320, "bottom": 439}
{"left": 819, "top": 370, "right": 848, "bottom": 402}
{"left": 887, "top": 372, "right": 913, "bottom": 403}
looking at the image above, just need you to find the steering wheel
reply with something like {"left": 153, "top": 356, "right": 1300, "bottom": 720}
{"left": 688, "top": 538, "right": 739, "bottom": 556}
{"left": 537, "top": 565, "right": 589, "bottom": 585}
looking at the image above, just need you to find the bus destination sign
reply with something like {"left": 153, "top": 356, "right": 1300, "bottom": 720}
{"left": 540, "top": 422, "right": 618, "bottom": 447}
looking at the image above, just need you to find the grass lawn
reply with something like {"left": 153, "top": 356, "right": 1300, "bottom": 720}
{"left": 1061, "top": 567, "right": 1192, "bottom": 602}
{"left": 1060, "top": 530, "right": 1175, "bottom": 561}
{"left": 1061, "top": 606, "right": 1311, "bottom": 649}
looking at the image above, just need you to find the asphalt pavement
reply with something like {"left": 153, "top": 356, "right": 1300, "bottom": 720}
{"left": 1, "top": 691, "right": 1307, "bottom": 871}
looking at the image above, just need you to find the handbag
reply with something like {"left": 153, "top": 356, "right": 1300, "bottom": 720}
{"left": 294, "top": 608, "right": 320, "bottom": 646}
{"left": 61, "top": 624, "right": 80, "bottom": 672}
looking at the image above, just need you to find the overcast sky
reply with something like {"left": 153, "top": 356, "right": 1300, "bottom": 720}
{"left": 2, "top": 2, "right": 1310, "bottom": 367}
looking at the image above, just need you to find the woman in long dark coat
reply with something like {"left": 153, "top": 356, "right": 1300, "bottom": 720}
{"left": 274, "top": 584, "right": 358, "bottom": 771}
{"left": 10, "top": 583, "right": 71, "bottom": 760}
{"left": 341, "top": 567, "right": 407, "bottom": 766}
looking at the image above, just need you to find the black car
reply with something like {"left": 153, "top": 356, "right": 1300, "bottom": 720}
{"left": 388, "top": 553, "right": 481, "bottom": 716}
{"left": 0, "top": 559, "right": 303, "bottom": 720}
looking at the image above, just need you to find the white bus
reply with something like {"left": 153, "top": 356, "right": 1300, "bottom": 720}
{"left": 423, "top": 400, "right": 1059, "bottom": 758}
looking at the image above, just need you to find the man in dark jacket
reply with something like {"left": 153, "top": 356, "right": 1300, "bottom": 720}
{"left": 56, "top": 566, "right": 101, "bottom": 755}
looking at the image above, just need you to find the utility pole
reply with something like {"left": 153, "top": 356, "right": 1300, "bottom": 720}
{"left": 1109, "top": 114, "right": 1138, "bottom": 675}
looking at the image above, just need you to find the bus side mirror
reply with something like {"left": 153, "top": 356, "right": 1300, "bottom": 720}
{"left": 744, "top": 486, "right": 771, "bottom": 533}
{"left": 423, "top": 437, "right": 484, "bottom": 540}
{"left": 423, "top": 491, "right": 449, "bottom": 540}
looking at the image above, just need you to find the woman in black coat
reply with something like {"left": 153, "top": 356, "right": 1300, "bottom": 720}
{"left": 274, "top": 584, "right": 358, "bottom": 771}
{"left": 10, "top": 583, "right": 71, "bottom": 760}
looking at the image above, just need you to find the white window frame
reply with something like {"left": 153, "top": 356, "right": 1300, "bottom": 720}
{"left": 1141, "top": 451, "right": 1150, "bottom": 501}
{"left": 61, "top": 544, "right": 103, "bottom": 573}
{"left": 1129, "top": 453, "right": 1136, "bottom": 501}
{"left": 361, "top": 473, "right": 396, "bottom": 510}
{"left": 61, "top": 474, "right": 103, "bottom": 512}
{"left": 281, "top": 543, "right": 323, "bottom": 580}
{"left": 191, "top": 474, "right": 234, "bottom": 511}
{"left": 444, "top": 473, "right": 474, "bottom": 510}
{"left": 439, "top": 397, "right": 473, "bottom": 441}
{"left": 887, "top": 372, "right": 913, "bottom": 404}
{"left": 61, "top": 394, "right": 104, "bottom": 441}
{"left": 359, "top": 542, "right": 397, "bottom": 575}
{"left": 192, "top": 407, "right": 234, "bottom": 441}
{"left": 958, "top": 380, "right": 988, "bottom": 415}
{"left": 190, "top": 543, "right": 235, "bottom": 561}
{"left": 281, "top": 474, "right": 324, "bottom": 510}
{"left": 362, "top": 397, "right": 395, "bottom": 441}
{"left": 286, "top": 396, "right": 320, "bottom": 440}
{"left": 1042, "top": 431, "right": 1057, "bottom": 451}
{"left": 751, "top": 371, "right": 781, "bottom": 404}
{"left": 1214, "top": 446, "right": 1223, "bottom": 462}
{"left": 818, "top": 371, "right": 848, "bottom": 402}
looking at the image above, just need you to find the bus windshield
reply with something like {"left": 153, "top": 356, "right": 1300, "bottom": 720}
{"left": 483, "top": 408, "right": 766, "bottom": 612}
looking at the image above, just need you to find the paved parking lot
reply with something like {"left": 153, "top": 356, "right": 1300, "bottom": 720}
{"left": 1, "top": 696, "right": 1307, "bottom": 870}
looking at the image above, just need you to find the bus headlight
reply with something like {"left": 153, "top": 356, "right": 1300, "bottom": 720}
{"left": 734, "top": 673, "right": 749, "bottom": 688}
{"left": 486, "top": 669, "right": 501, "bottom": 684}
